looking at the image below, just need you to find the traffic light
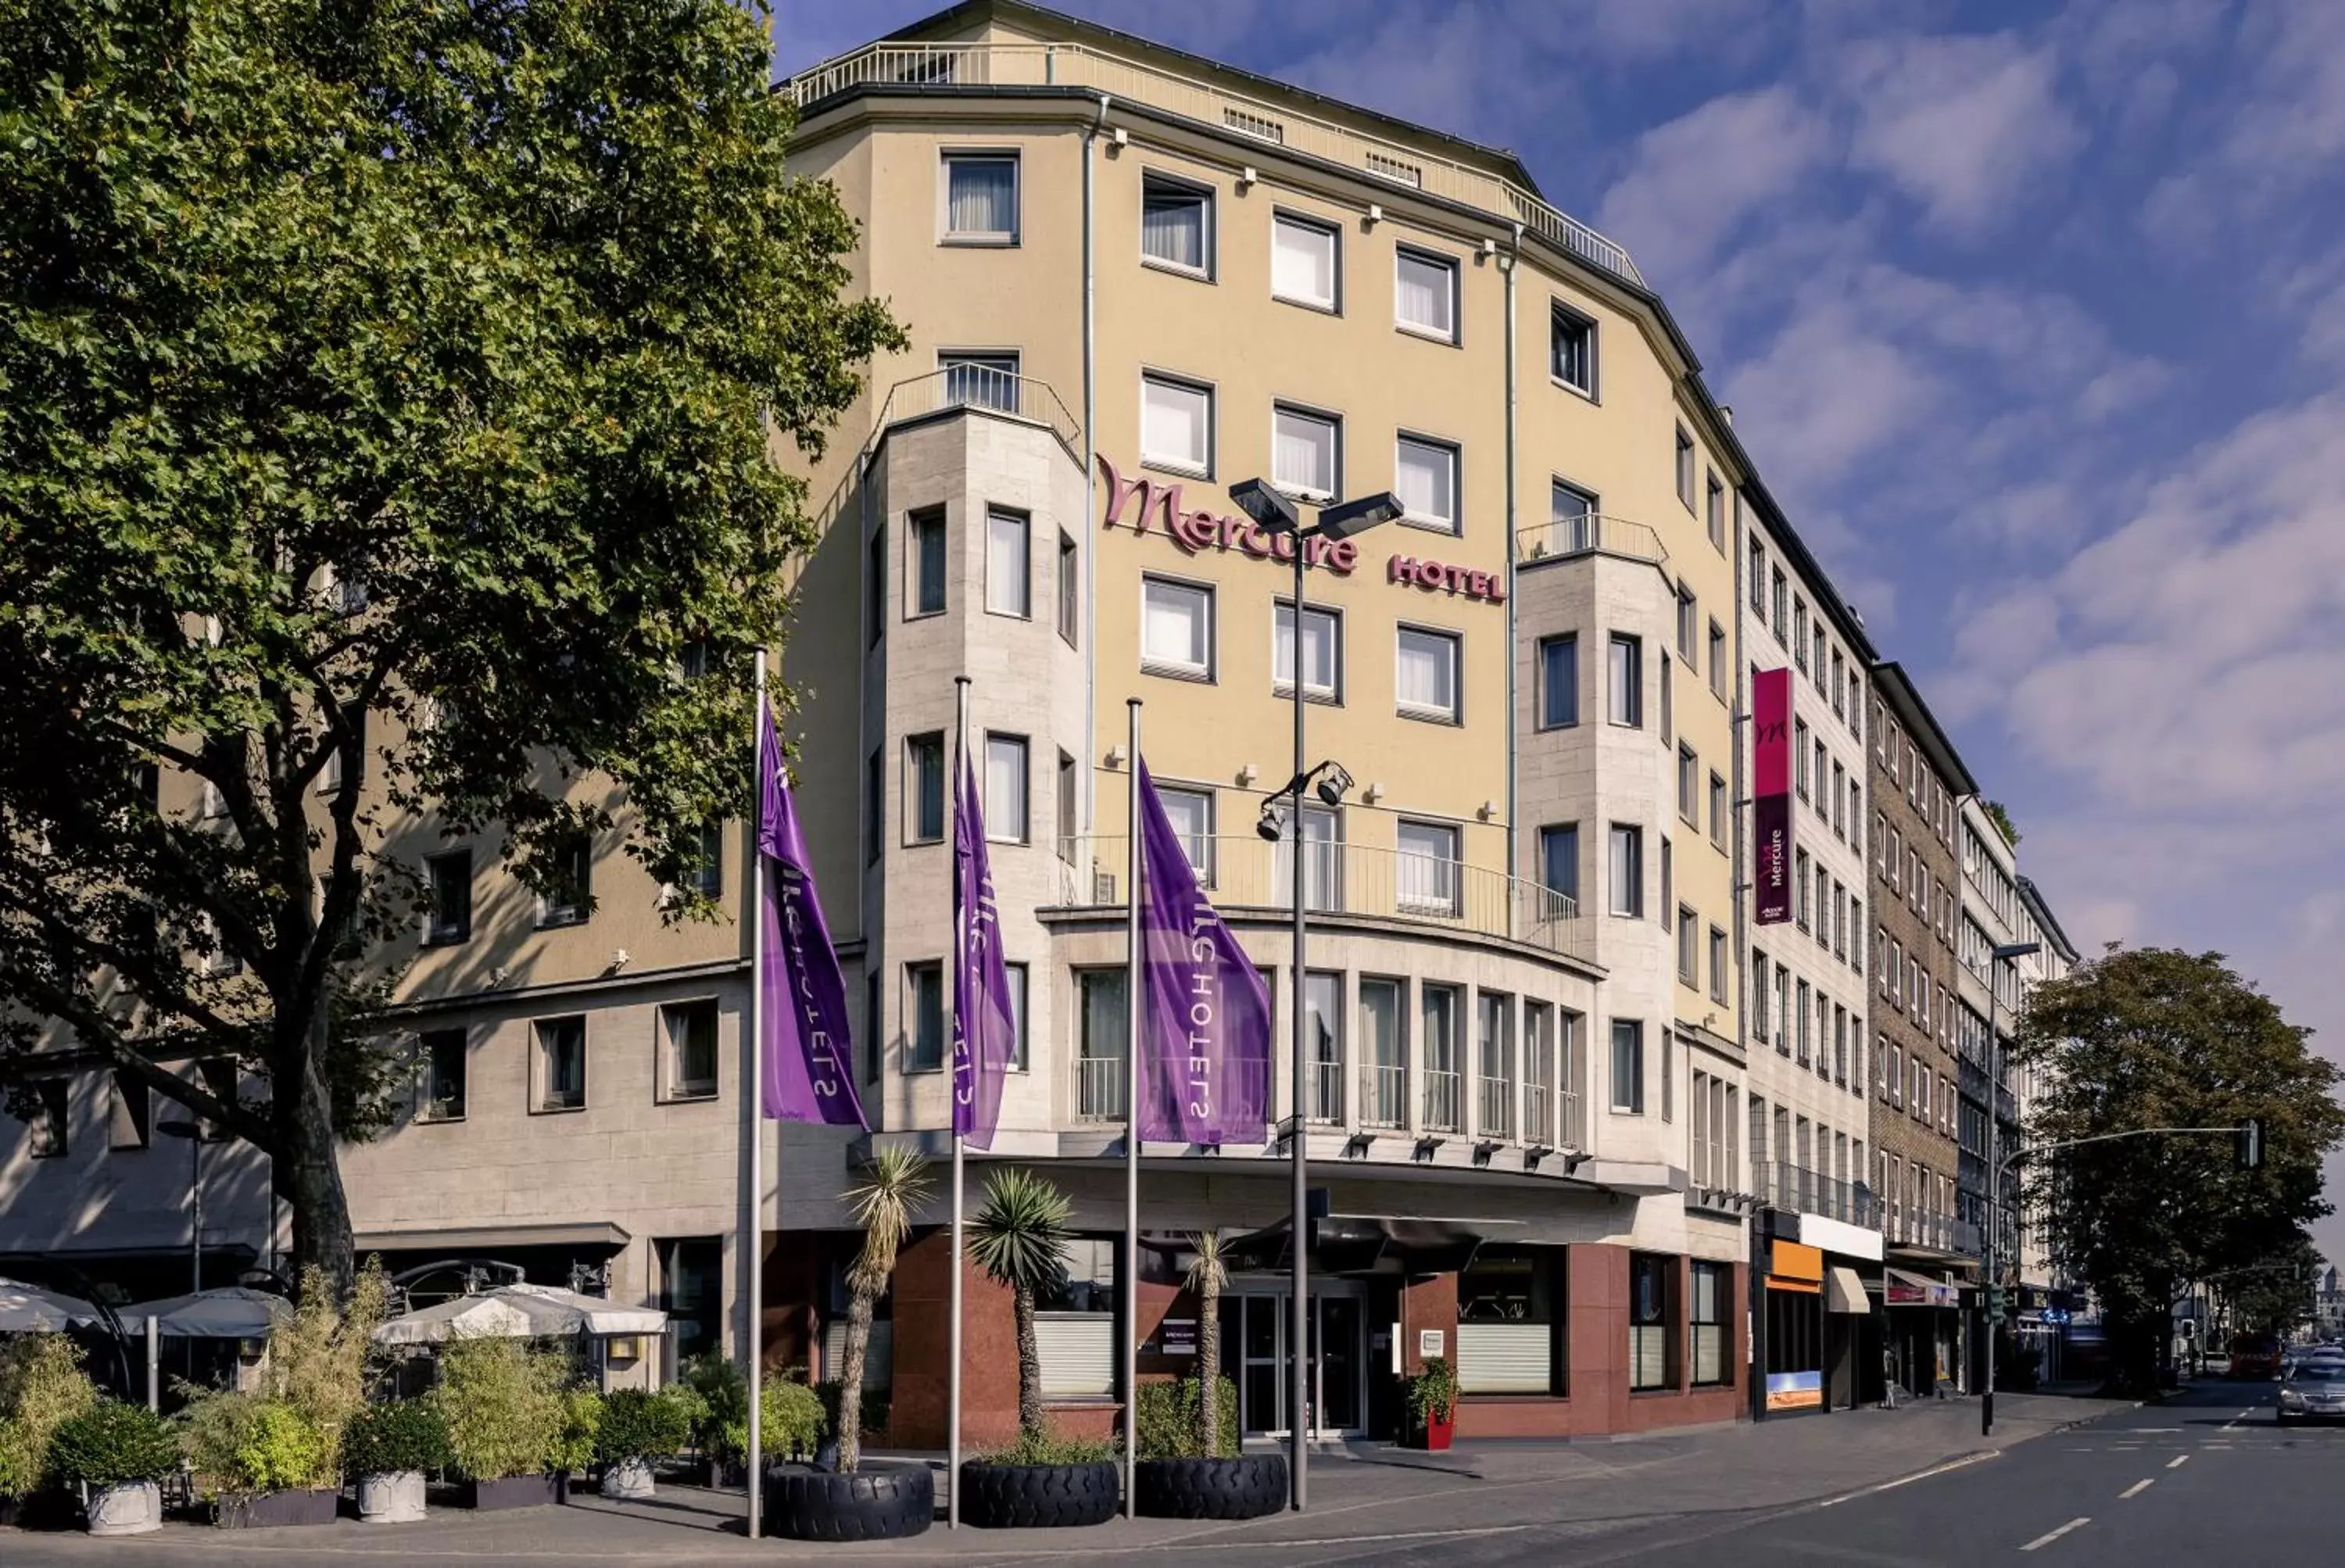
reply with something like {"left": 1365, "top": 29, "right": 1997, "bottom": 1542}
{"left": 2237, "top": 1119, "right": 2265, "bottom": 1171}
{"left": 1987, "top": 1285, "right": 2007, "bottom": 1326}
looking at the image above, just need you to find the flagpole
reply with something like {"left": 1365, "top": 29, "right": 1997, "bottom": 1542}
{"left": 746, "top": 651, "right": 767, "bottom": 1541}
{"left": 1122, "top": 700, "right": 1141, "bottom": 1518}
{"left": 949, "top": 675, "right": 970, "bottom": 1530}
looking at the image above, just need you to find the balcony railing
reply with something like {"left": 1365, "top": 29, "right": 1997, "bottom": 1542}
{"left": 1070, "top": 1052, "right": 1126, "bottom": 1125}
{"left": 1756, "top": 1161, "right": 1881, "bottom": 1230}
{"left": 1514, "top": 514, "right": 1670, "bottom": 567}
{"left": 1477, "top": 1075, "right": 1513, "bottom": 1140}
{"left": 1055, "top": 835, "right": 1592, "bottom": 966}
{"left": 868, "top": 367, "right": 1082, "bottom": 460}
{"left": 1309, "top": 1058, "right": 1343, "bottom": 1126}
{"left": 1360, "top": 1062, "right": 1406, "bottom": 1130}
{"left": 1423, "top": 1068, "right": 1462, "bottom": 1134}
{"left": 1882, "top": 1208, "right": 1982, "bottom": 1255}
{"left": 786, "top": 43, "right": 1642, "bottom": 290}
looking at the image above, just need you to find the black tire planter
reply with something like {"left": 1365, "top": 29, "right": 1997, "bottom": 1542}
{"left": 764, "top": 1462, "right": 934, "bottom": 1541}
{"left": 957, "top": 1460, "right": 1119, "bottom": 1530}
{"left": 456, "top": 1473, "right": 568, "bottom": 1510}
{"left": 212, "top": 1488, "right": 342, "bottom": 1529}
{"left": 1133, "top": 1455, "right": 1288, "bottom": 1520}
{"left": 0, "top": 1490, "right": 79, "bottom": 1531}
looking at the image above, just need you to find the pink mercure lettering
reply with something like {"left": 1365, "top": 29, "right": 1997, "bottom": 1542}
{"left": 1096, "top": 454, "right": 1183, "bottom": 535}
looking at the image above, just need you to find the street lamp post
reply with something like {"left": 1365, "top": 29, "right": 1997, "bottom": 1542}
{"left": 1982, "top": 940, "right": 2038, "bottom": 1437}
{"left": 1229, "top": 480, "right": 1399, "bottom": 1512}
{"left": 156, "top": 1118, "right": 206, "bottom": 1294}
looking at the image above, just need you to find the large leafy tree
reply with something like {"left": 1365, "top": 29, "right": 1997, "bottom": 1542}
{"left": 2012, "top": 947, "right": 2344, "bottom": 1392}
{"left": 0, "top": 0, "right": 899, "bottom": 1295}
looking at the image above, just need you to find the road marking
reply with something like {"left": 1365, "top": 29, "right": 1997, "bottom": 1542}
{"left": 1817, "top": 1450, "right": 1997, "bottom": 1508}
{"left": 2120, "top": 1479, "right": 2154, "bottom": 1499}
{"left": 2168, "top": 1455, "right": 2189, "bottom": 1470}
{"left": 2021, "top": 1517, "right": 2093, "bottom": 1552}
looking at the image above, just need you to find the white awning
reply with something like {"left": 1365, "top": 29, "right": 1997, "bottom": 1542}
{"left": 374, "top": 1283, "right": 664, "bottom": 1345}
{"left": 1827, "top": 1267, "right": 1871, "bottom": 1315}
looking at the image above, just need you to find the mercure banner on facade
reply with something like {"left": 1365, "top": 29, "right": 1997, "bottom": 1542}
{"left": 1754, "top": 667, "right": 1792, "bottom": 926}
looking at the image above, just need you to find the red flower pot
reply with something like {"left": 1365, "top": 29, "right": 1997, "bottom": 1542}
{"left": 1417, "top": 1409, "right": 1455, "bottom": 1451}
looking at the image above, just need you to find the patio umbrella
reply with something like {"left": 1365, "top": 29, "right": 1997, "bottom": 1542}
{"left": 374, "top": 1283, "right": 664, "bottom": 1345}
{"left": 114, "top": 1287, "right": 290, "bottom": 1338}
{"left": 0, "top": 1276, "right": 100, "bottom": 1334}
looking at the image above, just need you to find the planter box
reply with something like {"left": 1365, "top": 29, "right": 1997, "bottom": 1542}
{"left": 1412, "top": 1410, "right": 1455, "bottom": 1451}
{"left": 764, "top": 1461, "right": 933, "bottom": 1541}
{"left": 84, "top": 1481, "right": 162, "bottom": 1538}
{"left": 958, "top": 1460, "right": 1119, "bottom": 1530}
{"left": 213, "top": 1487, "right": 342, "bottom": 1529}
{"left": 1133, "top": 1455, "right": 1288, "bottom": 1520}
{"left": 457, "top": 1473, "right": 567, "bottom": 1511}
{"left": 356, "top": 1470, "right": 428, "bottom": 1524}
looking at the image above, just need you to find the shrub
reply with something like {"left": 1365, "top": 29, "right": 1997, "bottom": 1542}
{"left": 181, "top": 1393, "right": 335, "bottom": 1495}
{"left": 550, "top": 1387, "right": 603, "bottom": 1474}
{"left": 431, "top": 1337, "right": 566, "bottom": 1482}
{"left": 814, "top": 1380, "right": 890, "bottom": 1441}
{"left": 0, "top": 1334, "right": 98, "bottom": 1497}
{"left": 693, "top": 1363, "right": 825, "bottom": 1463}
{"left": 47, "top": 1400, "right": 181, "bottom": 1490}
{"left": 981, "top": 1425, "right": 1116, "bottom": 1466}
{"left": 1135, "top": 1376, "right": 1237, "bottom": 1459}
{"left": 678, "top": 1353, "right": 744, "bottom": 1459}
{"left": 595, "top": 1388, "right": 692, "bottom": 1465}
{"left": 179, "top": 1390, "right": 262, "bottom": 1496}
{"left": 1406, "top": 1357, "right": 1457, "bottom": 1427}
{"left": 342, "top": 1400, "right": 453, "bottom": 1477}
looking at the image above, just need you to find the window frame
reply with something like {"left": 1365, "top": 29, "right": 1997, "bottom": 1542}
{"left": 1550, "top": 300, "right": 1597, "bottom": 396}
{"left": 1269, "top": 209, "right": 1341, "bottom": 313}
{"left": 1273, "top": 597, "right": 1344, "bottom": 703}
{"left": 1394, "top": 623, "right": 1462, "bottom": 724}
{"left": 1155, "top": 783, "right": 1217, "bottom": 886}
{"left": 1138, "top": 170, "right": 1215, "bottom": 280}
{"left": 532, "top": 1015, "right": 589, "bottom": 1114}
{"left": 1674, "top": 425, "right": 1695, "bottom": 511}
{"left": 1393, "top": 431, "right": 1461, "bottom": 534}
{"left": 1393, "top": 245, "right": 1461, "bottom": 343}
{"left": 940, "top": 149, "right": 1020, "bottom": 245}
{"left": 983, "top": 505, "right": 1031, "bottom": 619}
{"left": 657, "top": 998, "right": 723, "bottom": 1104}
{"left": 1611, "top": 1019, "right": 1645, "bottom": 1114}
{"left": 1138, "top": 370, "right": 1215, "bottom": 478}
{"left": 1607, "top": 632, "right": 1644, "bottom": 729}
{"left": 983, "top": 732, "right": 1029, "bottom": 845}
{"left": 1139, "top": 573, "right": 1217, "bottom": 682}
{"left": 1538, "top": 822, "right": 1580, "bottom": 910}
{"left": 1607, "top": 822, "right": 1645, "bottom": 918}
{"left": 424, "top": 847, "right": 473, "bottom": 946}
{"left": 904, "top": 731, "right": 947, "bottom": 845}
{"left": 908, "top": 506, "right": 947, "bottom": 618}
{"left": 1270, "top": 401, "right": 1342, "bottom": 502}
{"left": 1396, "top": 818, "right": 1462, "bottom": 917}
{"left": 1536, "top": 633, "right": 1579, "bottom": 730}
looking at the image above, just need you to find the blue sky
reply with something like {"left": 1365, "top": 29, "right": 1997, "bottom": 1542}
{"left": 777, "top": 1, "right": 2345, "bottom": 1259}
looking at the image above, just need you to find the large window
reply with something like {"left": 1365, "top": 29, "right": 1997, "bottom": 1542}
{"left": 1551, "top": 480, "right": 1596, "bottom": 551}
{"left": 417, "top": 1030, "right": 466, "bottom": 1122}
{"left": 1459, "top": 1248, "right": 1566, "bottom": 1395}
{"left": 1156, "top": 786, "right": 1214, "bottom": 882}
{"left": 1140, "top": 576, "right": 1214, "bottom": 678}
{"left": 1690, "top": 1261, "right": 1731, "bottom": 1386}
{"left": 1359, "top": 977, "right": 1407, "bottom": 1129}
{"left": 1271, "top": 212, "right": 1339, "bottom": 310}
{"left": 424, "top": 849, "right": 472, "bottom": 945}
{"left": 984, "top": 733, "right": 1028, "bottom": 843}
{"left": 1394, "top": 434, "right": 1459, "bottom": 532}
{"left": 942, "top": 152, "right": 1019, "bottom": 243}
{"left": 1538, "top": 634, "right": 1577, "bottom": 729}
{"left": 905, "top": 732, "right": 946, "bottom": 843}
{"left": 1394, "top": 248, "right": 1459, "bottom": 342}
{"left": 984, "top": 507, "right": 1029, "bottom": 618}
{"left": 909, "top": 507, "right": 947, "bottom": 616}
{"left": 907, "top": 961, "right": 945, "bottom": 1073}
{"left": 1274, "top": 601, "right": 1341, "bottom": 700}
{"left": 1140, "top": 174, "right": 1212, "bottom": 276}
{"left": 1630, "top": 1253, "right": 1674, "bottom": 1391}
{"left": 1273, "top": 404, "right": 1339, "bottom": 499}
{"left": 1523, "top": 1002, "right": 1555, "bottom": 1146}
{"left": 1551, "top": 303, "right": 1595, "bottom": 394}
{"left": 1611, "top": 1018, "right": 1645, "bottom": 1113}
{"left": 1538, "top": 823, "right": 1579, "bottom": 909}
{"left": 1608, "top": 633, "right": 1642, "bottom": 727}
{"left": 1477, "top": 991, "right": 1515, "bottom": 1138}
{"left": 1395, "top": 626, "right": 1460, "bottom": 722}
{"left": 533, "top": 1015, "right": 587, "bottom": 1112}
{"left": 1305, "top": 972, "right": 1344, "bottom": 1125}
{"left": 1607, "top": 824, "right": 1643, "bottom": 918}
{"left": 1421, "top": 983, "right": 1462, "bottom": 1132}
{"left": 1397, "top": 819, "right": 1459, "bottom": 916}
{"left": 1076, "top": 968, "right": 1127, "bottom": 1121}
{"left": 658, "top": 999, "right": 720, "bottom": 1102}
{"left": 1140, "top": 373, "right": 1212, "bottom": 474}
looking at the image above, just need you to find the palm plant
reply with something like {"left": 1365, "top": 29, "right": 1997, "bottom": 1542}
{"left": 1183, "top": 1231, "right": 1229, "bottom": 1456}
{"left": 967, "top": 1168, "right": 1073, "bottom": 1437}
{"left": 836, "top": 1147, "right": 932, "bottom": 1472}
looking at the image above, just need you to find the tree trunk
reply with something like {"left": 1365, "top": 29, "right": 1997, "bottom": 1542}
{"left": 836, "top": 1291, "right": 874, "bottom": 1473}
{"left": 285, "top": 1034, "right": 354, "bottom": 1301}
{"left": 1198, "top": 1276, "right": 1220, "bottom": 1456}
{"left": 1013, "top": 1282, "right": 1042, "bottom": 1437}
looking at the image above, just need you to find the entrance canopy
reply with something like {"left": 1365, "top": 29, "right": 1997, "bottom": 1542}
{"left": 1222, "top": 1215, "right": 1481, "bottom": 1276}
{"left": 1884, "top": 1267, "right": 1962, "bottom": 1308}
{"left": 1826, "top": 1267, "right": 1871, "bottom": 1315}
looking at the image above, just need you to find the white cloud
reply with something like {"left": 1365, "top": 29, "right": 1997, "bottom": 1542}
{"left": 1838, "top": 31, "right": 2085, "bottom": 232}
{"left": 1595, "top": 88, "right": 1836, "bottom": 289}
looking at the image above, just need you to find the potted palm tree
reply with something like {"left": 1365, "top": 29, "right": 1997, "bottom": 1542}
{"left": 1133, "top": 1230, "right": 1285, "bottom": 1519}
{"left": 766, "top": 1147, "right": 935, "bottom": 1541}
{"left": 959, "top": 1168, "right": 1118, "bottom": 1530}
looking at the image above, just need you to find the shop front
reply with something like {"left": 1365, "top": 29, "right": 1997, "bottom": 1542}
{"left": 1883, "top": 1266, "right": 1966, "bottom": 1398}
{"left": 1752, "top": 1212, "right": 1881, "bottom": 1416}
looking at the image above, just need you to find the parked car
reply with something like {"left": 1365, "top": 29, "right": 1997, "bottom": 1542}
{"left": 2278, "top": 1362, "right": 2345, "bottom": 1424}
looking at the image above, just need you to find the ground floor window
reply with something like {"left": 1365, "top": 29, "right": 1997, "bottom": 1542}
{"left": 1629, "top": 1253, "right": 1675, "bottom": 1392}
{"left": 1764, "top": 1283, "right": 1824, "bottom": 1410}
{"left": 1690, "top": 1261, "right": 1731, "bottom": 1386}
{"left": 1036, "top": 1237, "right": 1120, "bottom": 1398}
{"left": 1457, "top": 1247, "right": 1566, "bottom": 1395}
{"left": 657, "top": 1237, "right": 724, "bottom": 1374}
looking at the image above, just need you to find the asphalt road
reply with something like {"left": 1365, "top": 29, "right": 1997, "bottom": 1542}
{"left": 1606, "top": 1378, "right": 2318, "bottom": 1568}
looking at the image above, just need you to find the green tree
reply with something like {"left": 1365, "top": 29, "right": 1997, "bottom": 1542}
{"left": 967, "top": 1168, "right": 1073, "bottom": 1438}
{"left": 834, "top": 1147, "right": 930, "bottom": 1472}
{"left": 2013, "top": 947, "right": 2345, "bottom": 1394}
{"left": 1983, "top": 800, "right": 2021, "bottom": 847}
{"left": 0, "top": 0, "right": 899, "bottom": 1297}
{"left": 1183, "top": 1230, "right": 1228, "bottom": 1457}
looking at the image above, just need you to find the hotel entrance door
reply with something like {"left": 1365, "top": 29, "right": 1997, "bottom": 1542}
{"left": 1223, "top": 1287, "right": 1366, "bottom": 1437}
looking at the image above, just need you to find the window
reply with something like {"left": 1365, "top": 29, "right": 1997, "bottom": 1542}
{"left": 1691, "top": 1260, "right": 1730, "bottom": 1386}
{"left": 1394, "top": 435, "right": 1459, "bottom": 531}
{"left": 1631, "top": 1252, "right": 1674, "bottom": 1391}
{"left": 1608, "top": 633, "right": 1643, "bottom": 727}
{"left": 534, "top": 1015, "right": 587, "bottom": 1112}
{"left": 1538, "top": 824, "right": 1580, "bottom": 909}
{"left": 1422, "top": 983, "right": 1462, "bottom": 1132}
{"left": 1772, "top": 567, "right": 1788, "bottom": 637}
{"left": 984, "top": 734, "right": 1028, "bottom": 843}
{"left": 905, "top": 732, "right": 946, "bottom": 843}
{"left": 1140, "top": 576, "right": 1214, "bottom": 678}
{"left": 1359, "top": 977, "right": 1407, "bottom": 1129}
{"left": 1794, "top": 719, "right": 1811, "bottom": 799}
{"left": 660, "top": 999, "right": 720, "bottom": 1101}
{"left": 1476, "top": 991, "right": 1515, "bottom": 1138}
{"left": 1677, "top": 907, "right": 1699, "bottom": 985}
{"left": 1057, "top": 532, "right": 1079, "bottom": 647}
{"left": 909, "top": 507, "right": 947, "bottom": 616}
{"left": 536, "top": 836, "right": 591, "bottom": 928}
{"left": 941, "top": 350, "right": 1019, "bottom": 411}
{"left": 1611, "top": 1019, "right": 1645, "bottom": 1113}
{"left": 1057, "top": 750, "right": 1079, "bottom": 862}
{"left": 1608, "top": 825, "right": 1643, "bottom": 918}
{"left": 1660, "top": 651, "right": 1674, "bottom": 743}
{"left": 1140, "top": 371, "right": 1214, "bottom": 474}
{"left": 417, "top": 1029, "right": 466, "bottom": 1121}
{"left": 942, "top": 152, "right": 1018, "bottom": 243}
{"left": 1397, "top": 820, "right": 1460, "bottom": 915}
{"left": 1550, "top": 479, "right": 1596, "bottom": 551}
{"left": 1794, "top": 847, "right": 1811, "bottom": 928}
{"left": 689, "top": 821, "right": 725, "bottom": 901}
{"left": 1709, "top": 773, "right": 1727, "bottom": 849}
{"left": 1140, "top": 174, "right": 1212, "bottom": 276}
{"left": 109, "top": 1069, "right": 151, "bottom": 1149}
{"left": 1395, "top": 626, "right": 1460, "bottom": 721}
{"left": 865, "top": 748, "right": 884, "bottom": 865}
{"left": 1795, "top": 978, "right": 1811, "bottom": 1064}
{"left": 1677, "top": 745, "right": 1699, "bottom": 823}
{"left": 1537, "top": 635, "right": 1578, "bottom": 729}
{"left": 1705, "top": 473, "right": 1725, "bottom": 553}
{"left": 1831, "top": 761, "right": 1848, "bottom": 838}
{"left": 1305, "top": 972, "right": 1344, "bottom": 1124}
{"left": 1157, "top": 786, "right": 1214, "bottom": 882}
{"left": 866, "top": 525, "right": 886, "bottom": 644}
{"left": 1076, "top": 968, "right": 1128, "bottom": 1119}
{"left": 1271, "top": 212, "right": 1339, "bottom": 310}
{"left": 984, "top": 507, "right": 1029, "bottom": 618}
{"left": 1792, "top": 598, "right": 1809, "bottom": 669}
{"left": 907, "top": 961, "right": 945, "bottom": 1072}
{"left": 1674, "top": 426, "right": 1695, "bottom": 510}
{"left": 27, "top": 1079, "right": 67, "bottom": 1158}
{"left": 1710, "top": 926, "right": 1729, "bottom": 1004}
{"left": 1274, "top": 804, "right": 1342, "bottom": 912}
{"left": 1708, "top": 621, "right": 1727, "bottom": 699}
{"left": 1523, "top": 1003, "right": 1556, "bottom": 1146}
{"left": 1749, "top": 539, "right": 1767, "bottom": 610}
{"left": 1675, "top": 587, "right": 1697, "bottom": 660}
{"left": 1459, "top": 1248, "right": 1566, "bottom": 1395}
{"left": 1272, "top": 404, "right": 1339, "bottom": 499}
{"left": 1274, "top": 601, "right": 1341, "bottom": 700}
{"left": 1551, "top": 303, "right": 1595, "bottom": 393}
{"left": 1394, "top": 247, "right": 1459, "bottom": 341}
{"left": 1004, "top": 962, "right": 1029, "bottom": 1072}
{"left": 424, "top": 849, "right": 472, "bottom": 944}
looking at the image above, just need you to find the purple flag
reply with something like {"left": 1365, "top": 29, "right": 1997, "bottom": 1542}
{"left": 1137, "top": 760, "right": 1271, "bottom": 1145}
{"left": 952, "top": 747, "right": 1015, "bottom": 1149}
{"left": 756, "top": 697, "right": 867, "bottom": 1128}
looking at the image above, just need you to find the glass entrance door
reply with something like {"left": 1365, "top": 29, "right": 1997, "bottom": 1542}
{"left": 1223, "top": 1291, "right": 1366, "bottom": 1437}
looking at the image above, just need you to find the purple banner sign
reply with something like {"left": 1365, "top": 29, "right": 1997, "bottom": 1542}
{"left": 1753, "top": 667, "right": 1792, "bottom": 927}
{"left": 1137, "top": 760, "right": 1271, "bottom": 1145}
{"left": 952, "top": 747, "right": 1014, "bottom": 1149}
{"left": 757, "top": 698, "right": 867, "bottom": 1127}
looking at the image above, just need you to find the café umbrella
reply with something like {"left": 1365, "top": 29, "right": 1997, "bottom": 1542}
{"left": 374, "top": 1283, "right": 666, "bottom": 1345}
{"left": 115, "top": 1287, "right": 288, "bottom": 1338}
{"left": 0, "top": 1276, "right": 99, "bottom": 1334}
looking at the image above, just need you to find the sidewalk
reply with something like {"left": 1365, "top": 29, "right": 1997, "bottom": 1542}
{"left": 0, "top": 1392, "right": 2116, "bottom": 1566}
